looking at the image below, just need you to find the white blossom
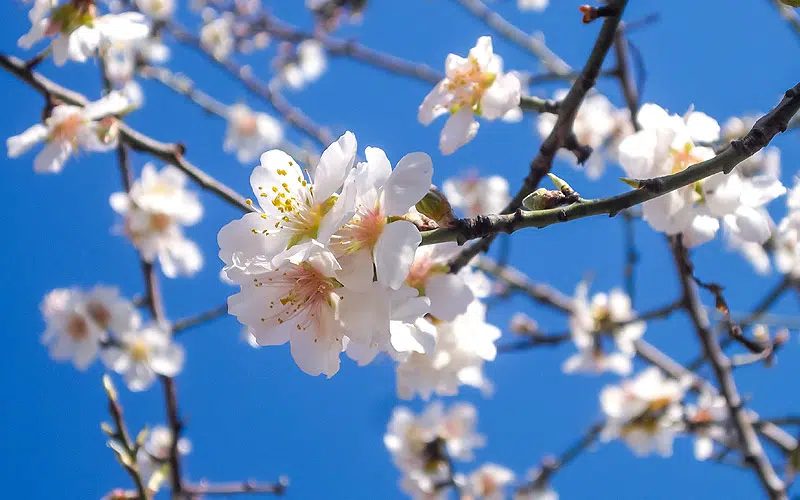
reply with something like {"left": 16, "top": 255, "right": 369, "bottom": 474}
{"left": 200, "top": 15, "right": 234, "bottom": 60}
{"left": 600, "top": 367, "right": 685, "bottom": 457}
{"left": 396, "top": 300, "right": 500, "bottom": 399}
{"left": 538, "top": 91, "right": 621, "bottom": 179}
{"left": 7, "top": 92, "right": 132, "bottom": 173}
{"left": 19, "top": 2, "right": 149, "bottom": 66}
{"left": 280, "top": 40, "right": 327, "bottom": 90}
{"left": 224, "top": 104, "right": 284, "bottom": 164}
{"left": 443, "top": 173, "right": 510, "bottom": 217}
{"left": 563, "top": 283, "right": 645, "bottom": 376}
{"left": 419, "top": 36, "right": 521, "bottom": 155}
{"left": 332, "top": 146, "right": 433, "bottom": 291}
{"left": 136, "top": 425, "right": 191, "bottom": 486}
{"left": 514, "top": 486, "right": 559, "bottom": 500}
{"left": 41, "top": 286, "right": 139, "bottom": 370}
{"left": 518, "top": 0, "right": 548, "bottom": 11}
{"left": 618, "top": 103, "right": 722, "bottom": 246}
{"left": 135, "top": 0, "right": 175, "bottom": 20}
{"left": 685, "top": 392, "right": 728, "bottom": 461}
{"left": 110, "top": 164, "right": 204, "bottom": 278}
{"left": 465, "top": 464, "right": 515, "bottom": 500}
{"left": 101, "top": 323, "right": 185, "bottom": 391}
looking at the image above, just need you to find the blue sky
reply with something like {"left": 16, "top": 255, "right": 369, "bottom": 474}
{"left": 1, "top": 1, "right": 800, "bottom": 499}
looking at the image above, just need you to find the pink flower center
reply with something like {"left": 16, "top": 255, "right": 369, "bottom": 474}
{"left": 66, "top": 313, "right": 90, "bottom": 341}
{"left": 236, "top": 113, "right": 258, "bottom": 137}
{"left": 257, "top": 263, "right": 338, "bottom": 334}
{"left": 52, "top": 114, "right": 84, "bottom": 143}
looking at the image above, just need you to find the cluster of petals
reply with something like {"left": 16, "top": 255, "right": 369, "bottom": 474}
{"left": 19, "top": 0, "right": 149, "bottom": 66}
{"left": 385, "top": 402, "right": 485, "bottom": 498}
{"left": 278, "top": 40, "right": 327, "bottom": 90}
{"left": 600, "top": 367, "right": 686, "bottom": 457}
{"left": 40, "top": 285, "right": 184, "bottom": 391}
{"left": 563, "top": 283, "right": 644, "bottom": 376}
{"left": 8, "top": 91, "right": 134, "bottom": 173}
{"left": 618, "top": 103, "right": 785, "bottom": 247}
{"left": 224, "top": 103, "right": 284, "bottom": 163}
{"left": 219, "top": 131, "right": 450, "bottom": 377}
{"left": 111, "top": 164, "right": 204, "bottom": 278}
{"left": 419, "top": 36, "right": 521, "bottom": 155}
{"left": 443, "top": 172, "right": 510, "bottom": 217}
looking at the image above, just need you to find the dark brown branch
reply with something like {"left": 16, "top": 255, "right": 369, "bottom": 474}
{"left": 612, "top": 26, "right": 641, "bottom": 131}
{"left": 447, "top": 0, "right": 629, "bottom": 272}
{"left": 172, "top": 304, "right": 229, "bottom": 335}
{"left": 670, "top": 237, "right": 787, "bottom": 499}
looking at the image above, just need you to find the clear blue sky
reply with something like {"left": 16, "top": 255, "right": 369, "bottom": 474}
{"left": 2, "top": 1, "right": 800, "bottom": 499}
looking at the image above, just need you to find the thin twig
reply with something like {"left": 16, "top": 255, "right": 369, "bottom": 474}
{"left": 172, "top": 304, "right": 229, "bottom": 335}
{"left": 184, "top": 479, "right": 288, "bottom": 497}
{"left": 670, "top": 237, "right": 787, "bottom": 499}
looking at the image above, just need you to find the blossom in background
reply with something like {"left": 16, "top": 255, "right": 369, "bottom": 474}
{"left": 135, "top": 0, "right": 175, "bottom": 20}
{"left": 332, "top": 146, "right": 433, "bottom": 291}
{"left": 396, "top": 300, "right": 500, "bottom": 399}
{"left": 464, "top": 464, "right": 515, "bottom": 500}
{"left": 442, "top": 172, "right": 510, "bottom": 217}
{"left": 685, "top": 392, "right": 728, "bottom": 461}
{"left": 110, "top": 164, "right": 204, "bottom": 278}
{"left": 41, "top": 286, "right": 140, "bottom": 370}
{"left": 538, "top": 91, "right": 625, "bottom": 179}
{"left": 775, "top": 178, "right": 800, "bottom": 277}
{"left": 200, "top": 14, "right": 234, "bottom": 60}
{"left": 7, "top": 92, "right": 132, "bottom": 173}
{"left": 385, "top": 402, "right": 485, "bottom": 497}
{"left": 600, "top": 367, "right": 685, "bottom": 457}
{"left": 136, "top": 425, "right": 191, "bottom": 486}
{"left": 419, "top": 36, "right": 521, "bottom": 155}
{"left": 19, "top": 1, "right": 149, "bottom": 66}
{"left": 279, "top": 40, "right": 327, "bottom": 90}
{"left": 617, "top": 103, "right": 722, "bottom": 246}
{"left": 224, "top": 103, "right": 284, "bottom": 163}
{"left": 563, "top": 283, "right": 645, "bottom": 376}
{"left": 518, "top": 0, "right": 549, "bottom": 11}
{"left": 514, "top": 483, "right": 559, "bottom": 500}
{"left": 101, "top": 323, "right": 184, "bottom": 391}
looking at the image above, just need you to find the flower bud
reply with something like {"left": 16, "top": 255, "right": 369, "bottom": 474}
{"left": 522, "top": 188, "right": 562, "bottom": 211}
{"left": 416, "top": 185, "right": 456, "bottom": 226}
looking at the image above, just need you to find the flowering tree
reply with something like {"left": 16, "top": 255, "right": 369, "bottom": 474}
{"left": 5, "top": 0, "right": 800, "bottom": 499}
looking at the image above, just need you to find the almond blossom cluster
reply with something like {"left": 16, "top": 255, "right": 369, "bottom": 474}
{"left": 443, "top": 172, "right": 511, "bottom": 218}
{"left": 40, "top": 285, "right": 184, "bottom": 391}
{"left": 384, "top": 402, "right": 557, "bottom": 500}
{"left": 111, "top": 163, "right": 204, "bottom": 278}
{"left": 19, "top": 0, "right": 149, "bottom": 66}
{"left": 218, "top": 133, "right": 503, "bottom": 389}
{"left": 7, "top": 91, "right": 134, "bottom": 173}
{"left": 419, "top": 36, "right": 522, "bottom": 155}
{"left": 618, "top": 104, "right": 786, "bottom": 247}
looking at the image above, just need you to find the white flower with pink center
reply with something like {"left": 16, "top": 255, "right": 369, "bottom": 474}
{"left": 333, "top": 146, "right": 433, "bottom": 292}
{"left": 101, "top": 323, "right": 184, "bottom": 391}
{"left": 218, "top": 132, "right": 357, "bottom": 281}
{"left": 227, "top": 242, "right": 349, "bottom": 377}
{"left": 7, "top": 92, "right": 132, "bottom": 173}
{"left": 224, "top": 103, "right": 283, "bottom": 164}
{"left": 419, "top": 36, "right": 521, "bottom": 155}
{"left": 405, "top": 243, "right": 477, "bottom": 321}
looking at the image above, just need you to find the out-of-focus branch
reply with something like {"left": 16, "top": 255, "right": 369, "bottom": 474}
{"left": 451, "top": 0, "right": 571, "bottom": 74}
{"left": 670, "top": 237, "right": 787, "bottom": 499}
{"left": 612, "top": 26, "right": 641, "bottom": 131}
{"left": 447, "top": 0, "right": 629, "bottom": 271}
{"left": 476, "top": 256, "right": 573, "bottom": 313}
{"left": 769, "top": 0, "right": 800, "bottom": 41}
{"left": 172, "top": 304, "right": 229, "bottom": 335}
{"left": 103, "top": 376, "right": 152, "bottom": 500}
{"left": 140, "top": 65, "right": 229, "bottom": 117}
{"left": 165, "top": 22, "right": 334, "bottom": 147}
{"left": 0, "top": 54, "right": 254, "bottom": 215}
{"left": 184, "top": 479, "right": 288, "bottom": 497}
{"left": 424, "top": 80, "right": 800, "bottom": 247}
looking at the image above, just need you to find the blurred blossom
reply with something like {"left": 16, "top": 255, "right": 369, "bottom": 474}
{"left": 443, "top": 173, "right": 510, "bottom": 217}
